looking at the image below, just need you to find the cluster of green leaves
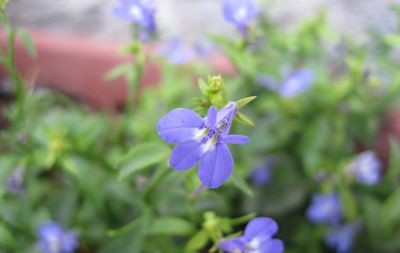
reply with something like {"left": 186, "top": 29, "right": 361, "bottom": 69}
{"left": 2, "top": 2, "right": 400, "bottom": 253}
{"left": 211, "top": 5, "right": 400, "bottom": 253}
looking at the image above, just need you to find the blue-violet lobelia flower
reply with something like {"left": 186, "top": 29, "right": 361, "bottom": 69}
{"left": 160, "top": 39, "right": 195, "bottom": 65}
{"left": 250, "top": 165, "right": 271, "bottom": 187}
{"left": 219, "top": 217, "right": 284, "bottom": 253}
{"left": 325, "top": 223, "right": 360, "bottom": 253}
{"left": 222, "top": 0, "right": 259, "bottom": 36}
{"left": 112, "top": 0, "right": 156, "bottom": 41}
{"left": 347, "top": 151, "right": 381, "bottom": 185}
{"left": 278, "top": 68, "right": 314, "bottom": 97}
{"left": 306, "top": 192, "right": 342, "bottom": 225}
{"left": 7, "top": 167, "right": 24, "bottom": 195}
{"left": 157, "top": 103, "right": 249, "bottom": 188}
{"left": 37, "top": 222, "right": 78, "bottom": 253}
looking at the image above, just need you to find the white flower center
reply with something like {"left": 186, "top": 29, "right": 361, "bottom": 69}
{"left": 234, "top": 7, "right": 248, "bottom": 22}
{"left": 129, "top": 5, "right": 144, "bottom": 20}
{"left": 48, "top": 235, "right": 61, "bottom": 253}
{"left": 193, "top": 128, "right": 207, "bottom": 142}
{"left": 246, "top": 238, "right": 260, "bottom": 253}
{"left": 202, "top": 138, "right": 216, "bottom": 153}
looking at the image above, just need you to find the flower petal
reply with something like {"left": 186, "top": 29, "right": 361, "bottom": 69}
{"left": 223, "top": 134, "right": 249, "bottom": 144}
{"left": 198, "top": 142, "right": 233, "bottom": 188}
{"left": 244, "top": 217, "right": 278, "bottom": 242}
{"left": 157, "top": 109, "right": 204, "bottom": 143}
{"left": 216, "top": 103, "right": 237, "bottom": 135}
{"left": 259, "top": 239, "right": 284, "bottom": 253}
{"left": 207, "top": 106, "right": 217, "bottom": 128}
{"left": 219, "top": 237, "right": 246, "bottom": 252}
{"left": 169, "top": 141, "right": 202, "bottom": 171}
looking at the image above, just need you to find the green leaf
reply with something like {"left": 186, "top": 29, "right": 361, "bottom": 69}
{"left": 198, "top": 78, "right": 208, "bottom": 95}
{"left": 339, "top": 186, "right": 357, "bottom": 221}
{"left": 384, "top": 34, "right": 400, "bottom": 48}
{"left": 146, "top": 217, "right": 195, "bottom": 236}
{"left": 381, "top": 188, "right": 400, "bottom": 229}
{"left": 108, "top": 218, "right": 142, "bottom": 237}
{"left": 185, "top": 230, "right": 209, "bottom": 252}
{"left": 361, "top": 196, "right": 384, "bottom": 244}
{"left": 298, "top": 117, "right": 330, "bottom": 176}
{"left": 385, "top": 137, "right": 400, "bottom": 184}
{"left": 118, "top": 142, "right": 170, "bottom": 180}
{"left": 0, "top": 222, "right": 15, "bottom": 248}
{"left": 17, "top": 28, "right": 37, "bottom": 58}
{"left": 0, "top": 0, "right": 9, "bottom": 11}
{"left": 236, "top": 111, "right": 255, "bottom": 126}
{"left": 235, "top": 96, "right": 257, "bottom": 109}
{"left": 105, "top": 63, "right": 132, "bottom": 82}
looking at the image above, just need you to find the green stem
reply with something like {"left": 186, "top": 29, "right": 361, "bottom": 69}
{"left": 229, "top": 212, "right": 256, "bottom": 225}
{"left": 0, "top": 11, "right": 26, "bottom": 126}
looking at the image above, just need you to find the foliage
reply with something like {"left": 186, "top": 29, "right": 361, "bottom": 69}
{"left": 1, "top": 2, "right": 400, "bottom": 253}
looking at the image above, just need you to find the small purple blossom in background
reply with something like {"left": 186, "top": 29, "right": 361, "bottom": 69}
{"left": 347, "top": 151, "right": 381, "bottom": 185}
{"left": 37, "top": 222, "right": 78, "bottom": 253}
{"left": 160, "top": 39, "right": 195, "bottom": 65}
{"left": 325, "top": 223, "right": 360, "bottom": 253}
{"left": 157, "top": 103, "right": 249, "bottom": 188}
{"left": 256, "top": 74, "right": 276, "bottom": 90}
{"left": 7, "top": 167, "right": 24, "bottom": 195}
{"left": 219, "top": 217, "right": 284, "bottom": 253}
{"left": 278, "top": 68, "right": 314, "bottom": 97}
{"left": 193, "top": 40, "right": 215, "bottom": 59}
{"left": 258, "top": 68, "right": 314, "bottom": 97}
{"left": 112, "top": 0, "right": 156, "bottom": 41}
{"left": 306, "top": 192, "right": 342, "bottom": 225}
{"left": 222, "top": 0, "right": 259, "bottom": 36}
{"left": 250, "top": 165, "right": 271, "bottom": 187}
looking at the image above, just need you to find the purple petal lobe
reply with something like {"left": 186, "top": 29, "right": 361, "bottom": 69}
{"left": 259, "top": 239, "right": 284, "bottom": 253}
{"left": 169, "top": 141, "right": 202, "bottom": 171}
{"left": 223, "top": 134, "right": 249, "bottom": 144}
{"left": 244, "top": 217, "right": 278, "bottom": 242}
{"left": 279, "top": 68, "right": 314, "bottom": 97}
{"left": 157, "top": 109, "right": 204, "bottom": 143}
{"left": 306, "top": 192, "right": 342, "bottom": 225}
{"left": 219, "top": 237, "right": 246, "bottom": 252}
{"left": 216, "top": 103, "right": 237, "bottom": 135}
{"left": 207, "top": 106, "right": 217, "bottom": 128}
{"left": 198, "top": 142, "right": 233, "bottom": 188}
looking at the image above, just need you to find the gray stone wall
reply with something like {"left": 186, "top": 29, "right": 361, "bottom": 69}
{"left": 6, "top": 0, "right": 399, "bottom": 43}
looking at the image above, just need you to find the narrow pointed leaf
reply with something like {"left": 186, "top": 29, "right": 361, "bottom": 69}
{"left": 198, "top": 78, "right": 208, "bottom": 95}
{"left": 146, "top": 217, "right": 195, "bottom": 236}
{"left": 17, "top": 28, "right": 37, "bottom": 58}
{"left": 118, "top": 142, "right": 170, "bottom": 180}
{"left": 236, "top": 96, "right": 257, "bottom": 109}
{"left": 236, "top": 111, "right": 255, "bottom": 126}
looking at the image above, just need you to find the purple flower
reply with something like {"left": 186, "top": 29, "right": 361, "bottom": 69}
{"left": 256, "top": 74, "right": 276, "bottom": 90}
{"left": 347, "top": 151, "right": 381, "bottom": 185}
{"left": 250, "top": 165, "right": 271, "bottom": 187}
{"left": 306, "top": 192, "right": 342, "bottom": 225}
{"left": 325, "top": 223, "right": 360, "bottom": 253}
{"left": 112, "top": 0, "right": 156, "bottom": 41}
{"left": 37, "top": 222, "right": 78, "bottom": 253}
{"left": 258, "top": 68, "right": 314, "bottom": 97}
{"left": 7, "top": 167, "right": 24, "bottom": 195}
{"left": 194, "top": 40, "right": 215, "bottom": 59}
{"left": 160, "top": 39, "right": 195, "bottom": 65}
{"left": 278, "top": 69, "right": 314, "bottom": 97}
{"left": 157, "top": 103, "right": 249, "bottom": 188}
{"left": 219, "top": 217, "right": 284, "bottom": 253}
{"left": 222, "top": 0, "right": 259, "bottom": 35}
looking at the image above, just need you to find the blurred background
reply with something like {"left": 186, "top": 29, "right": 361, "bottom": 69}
{"left": 7, "top": 0, "right": 399, "bottom": 43}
